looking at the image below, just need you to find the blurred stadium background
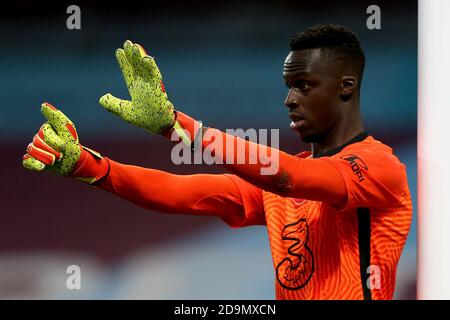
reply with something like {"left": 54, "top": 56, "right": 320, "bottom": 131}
{"left": 0, "top": 0, "right": 417, "bottom": 299}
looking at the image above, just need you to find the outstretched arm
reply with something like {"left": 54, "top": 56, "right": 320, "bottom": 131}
{"left": 99, "top": 40, "right": 404, "bottom": 210}
{"left": 98, "top": 159, "right": 265, "bottom": 227}
{"left": 23, "top": 103, "right": 265, "bottom": 227}
{"left": 98, "top": 40, "right": 348, "bottom": 207}
{"left": 170, "top": 112, "right": 348, "bottom": 207}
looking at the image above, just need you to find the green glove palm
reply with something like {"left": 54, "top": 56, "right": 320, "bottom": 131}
{"left": 99, "top": 40, "right": 176, "bottom": 134}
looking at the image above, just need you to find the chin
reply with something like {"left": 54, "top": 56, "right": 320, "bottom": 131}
{"left": 297, "top": 131, "right": 320, "bottom": 143}
{"left": 299, "top": 135, "right": 316, "bottom": 143}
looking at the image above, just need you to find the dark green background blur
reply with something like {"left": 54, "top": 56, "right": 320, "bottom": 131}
{"left": 0, "top": 1, "right": 417, "bottom": 299}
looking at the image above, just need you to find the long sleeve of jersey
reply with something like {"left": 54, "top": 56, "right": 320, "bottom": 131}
{"left": 171, "top": 111, "right": 349, "bottom": 207}
{"left": 169, "top": 111, "right": 405, "bottom": 210}
{"left": 97, "top": 158, "right": 266, "bottom": 227}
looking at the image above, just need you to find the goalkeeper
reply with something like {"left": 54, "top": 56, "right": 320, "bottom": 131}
{"left": 22, "top": 25, "right": 412, "bottom": 300}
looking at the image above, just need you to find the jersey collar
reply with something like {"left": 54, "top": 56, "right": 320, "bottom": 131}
{"left": 314, "top": 132, "right": 369, "bottom": 158}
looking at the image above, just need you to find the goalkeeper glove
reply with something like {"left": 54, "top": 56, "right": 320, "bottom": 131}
{"left": 22, "top": 102, "right": 109, "bottom": 184}
{"left": 99, "top": 40, "right": 190, "bottom": 144}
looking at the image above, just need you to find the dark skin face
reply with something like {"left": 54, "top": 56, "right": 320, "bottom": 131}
{"left": 283, "top": 48, "right": 365, "bottom": 156}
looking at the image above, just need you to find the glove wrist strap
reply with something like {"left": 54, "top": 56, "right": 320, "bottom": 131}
{"left": 71, "top": 146, "right": 110, "bottom": 184}
{"left": 163, "top": 111, "right": 207, "bottom": 147}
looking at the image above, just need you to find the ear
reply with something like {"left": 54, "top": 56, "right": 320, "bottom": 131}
{"left": 340, "top": 76, "right": 356, "bottom": 101}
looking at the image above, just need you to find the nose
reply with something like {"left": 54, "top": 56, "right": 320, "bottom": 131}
{"left": 284, "top": 89, "right": 299, "bottom": 109}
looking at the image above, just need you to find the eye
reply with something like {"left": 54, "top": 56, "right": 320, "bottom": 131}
{"left": 296, "top": 81, "right": 311, "bottom": 91}
{"left": 285, "top": 80, "right": 311, "bottom": 91}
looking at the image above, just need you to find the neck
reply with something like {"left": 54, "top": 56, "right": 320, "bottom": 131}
{"left": 311, "top": 106, "right": 365, "bottom": 157}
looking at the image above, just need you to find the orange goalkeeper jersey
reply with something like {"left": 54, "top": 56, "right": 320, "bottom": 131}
{"left": 224, "top": 134, "right": 412, "bottom": 300}
{"left": 98, "top": 132, "right": 412, "bottom": 300}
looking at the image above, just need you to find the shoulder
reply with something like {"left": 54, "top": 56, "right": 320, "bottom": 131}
{"left": 336, "top": 135, "right": 408, "bottom": 192}
{"left": 339, "top": 136, "right": 404, "bottom": 169}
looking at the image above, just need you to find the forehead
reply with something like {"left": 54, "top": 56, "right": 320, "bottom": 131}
{"left": 283, "top": 49, "right": 324, "bottom": 77}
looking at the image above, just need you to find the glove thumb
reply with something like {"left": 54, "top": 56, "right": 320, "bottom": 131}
{"left": 99, "top": 93, "right": 131, "bottom": 118}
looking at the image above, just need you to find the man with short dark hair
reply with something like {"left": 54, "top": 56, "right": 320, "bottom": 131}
{"left": 286, "top": 24, "right": 366, "bottom": 150}
{"left": 23, "top": 24, "right": 412, "bottom": 300}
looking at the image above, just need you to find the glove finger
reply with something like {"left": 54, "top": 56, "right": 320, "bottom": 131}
{"left": 23, "top": 154, "right": 46, "bottom": 171}
{"left": 99, "top": 93, "right": 132, "bottom": 121}
{"left": 123, "top": 40, "right": 134, "bottom": 70}
{"left": 135, "top": 43, "right": 148, "bottom": 55}
{"left": 131, "top": 44, "right": 146, "bottom": 78}
{"left": 26, "top": 142, "right": 57, "bottom": 165}
{"left": 116, "top": 48, "right": 133, "bottom": 88}
{"left": 40, "top": 102, "right": 78, "bottom": 143}
{"left": 39, "top": 123, "right": 66, "bottom": 152}
{"left": 32, "top": 133, "right": 63, "bottom": 161}
{"left": 142, "top": 56, "right": 163, "bottom": 82}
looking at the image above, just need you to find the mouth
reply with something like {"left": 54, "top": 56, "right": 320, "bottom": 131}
{"left": 289, "top": 113, "right": 306, "bottom": 130}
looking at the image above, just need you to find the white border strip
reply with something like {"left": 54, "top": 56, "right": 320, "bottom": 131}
{"left": 418, "top": 0, "right": 450, "bottom": 300}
